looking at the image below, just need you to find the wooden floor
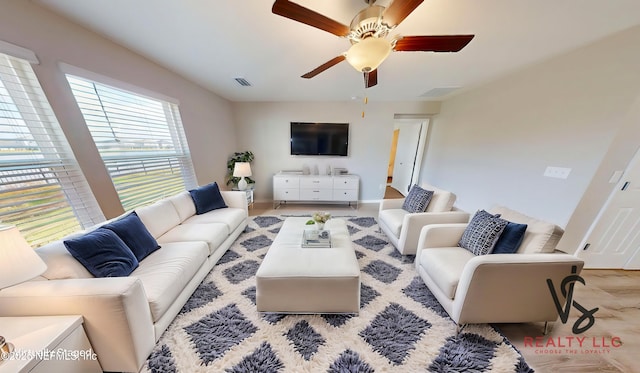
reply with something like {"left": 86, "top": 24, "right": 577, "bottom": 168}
{"left": 249, "top": 202, "right": 640, "bottom": 372}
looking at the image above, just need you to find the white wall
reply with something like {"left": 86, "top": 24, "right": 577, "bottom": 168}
{"left": 232, "top": 101, "right": 440, "bottom": 202}
{"left": 0, "top": 0, "right": 236, "bottom": 218}
{"left": 419, "top": 25, "right": 640, "bottom": 252}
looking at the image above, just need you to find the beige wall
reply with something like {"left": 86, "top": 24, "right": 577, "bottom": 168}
{"left": 232, "top": 101, "right": 440, "bottom": 202}
{"left": 420, "top": 25, "right": 640, "bottom": 252}
{"left": 0, "top": 0, "right": 236, "bottom": 219}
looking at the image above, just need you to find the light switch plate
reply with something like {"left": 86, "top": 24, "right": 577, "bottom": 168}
{"left": 544, "top": 166, "right": 571, "bottom": 179}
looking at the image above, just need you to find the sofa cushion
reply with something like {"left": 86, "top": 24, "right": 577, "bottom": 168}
{"left": 167, "top": 191, "right": 197, "bottom": 222}
{"left": 418, "top": 247, "right": 475, "bottom": 299}
{"left": 377, "top": 209, "right": 408, "bottom": 238}
{"left": 136, "top": 199, "right": 181, "bottom": 239}
{"left": 402, "top": 184, "right": 433, "bottom": 213}
{"left": 157, "top": 223, "right": 228, "bottom": 255}
{"left": 189, "top": 182, "right": 227, "bottom": 215}
{"left": 103, "top": 212, "right": 160, "bottom": 261}
{"left": 182, "top": 207, "right": 247, "bottom": 233}
{"left": 36, "top": 235, "right": 94, "bottom": 279}
{"left": 131, "top": 241, "right": 209, "bottom": 322}
{"left": 492, "top": 222, "right": 528, "bottom": 254}
{"left": 422, "top": 184, "right": 456, "bottom": 213}
{"left": 459, "top": 210, "right": 508, "bottom": 255}
{"left": 64, "top": 228, "right": 139, "bottom": 278}
{"left": 490, "top": 206, "right": 564, "bottom": 254}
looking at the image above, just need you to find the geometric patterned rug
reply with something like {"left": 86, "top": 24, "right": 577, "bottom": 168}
{"left": 142, "top": 215, "right": 534, "bottom": 372}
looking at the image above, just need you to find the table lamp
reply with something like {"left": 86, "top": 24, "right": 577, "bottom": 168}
{"left": 0, "top": 225, "right": 47, "bottom": 361}
{"left": 233, "top": 162, "right": 252, "bottom": 191}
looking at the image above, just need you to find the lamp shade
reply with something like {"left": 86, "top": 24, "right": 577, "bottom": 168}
{"left": 0, "top": 225, "right": 47, "bottom": 289}
{"left": 233, "top": 162, "right": 252, "bottom": 178}
{"left": 345, "top": 37, "right": 392, "bottom": 72}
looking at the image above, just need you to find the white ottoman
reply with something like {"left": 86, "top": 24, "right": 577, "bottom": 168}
{"left": 256, "top": 217, "right": 361, "bottom": 313}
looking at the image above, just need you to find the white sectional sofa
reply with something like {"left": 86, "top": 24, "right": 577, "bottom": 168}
{"left": 415, "top": 206, "right": 584, "bottom": 331}
{"left": 0, "top": 189, "right": 248, "bottom": 373}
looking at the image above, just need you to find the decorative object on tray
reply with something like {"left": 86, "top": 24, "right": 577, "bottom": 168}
{"left": 302, "top": 229, "right": 331, "bottom": 248}
{"left": 312, "top": 211, "right": 331, "bottom": 230}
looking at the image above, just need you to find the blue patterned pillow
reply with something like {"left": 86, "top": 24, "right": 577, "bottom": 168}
{"left": 458, "top": 210, "right": 508, "bottom": 255}
{"left": 402, "top": 185, "right": 434, "bottom": 213}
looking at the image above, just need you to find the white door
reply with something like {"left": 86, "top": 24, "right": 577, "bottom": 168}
{"left": 577, "top": 147, "right": 640, "bottom": 269}
{"left": 390, "top": 122, "right": 422, "bottom": 195}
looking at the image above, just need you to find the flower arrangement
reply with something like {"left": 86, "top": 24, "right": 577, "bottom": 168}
{"left": 306, "top": 211, "right": 331, "bottom": 225}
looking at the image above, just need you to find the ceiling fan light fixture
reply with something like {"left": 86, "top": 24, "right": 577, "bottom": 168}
{"left": 345, "top": 37, "right": 391, "bottom": 72}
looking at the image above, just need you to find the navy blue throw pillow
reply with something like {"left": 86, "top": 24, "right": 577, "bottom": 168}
{"left": 64, "top": 228, "right": 139, "bottom": 277}
{"left": 103, "top": 211, "right": 160, "bottom": 261}
{"left": 492, "top": 222, "right": 528, "bottom": 254}
{"left": 189, "top": 182, "right": 227, "bottom": 215}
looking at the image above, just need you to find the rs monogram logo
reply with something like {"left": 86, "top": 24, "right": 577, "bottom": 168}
{"left": 546, "top": 265, "right": 599, "bottom": 334}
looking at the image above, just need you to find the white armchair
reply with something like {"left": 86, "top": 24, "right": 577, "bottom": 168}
{"left": 378, "top": 183, "right": 470, "bottom": 255}
{"left": 414, "top": 206, "right": 585, "bottom": 331}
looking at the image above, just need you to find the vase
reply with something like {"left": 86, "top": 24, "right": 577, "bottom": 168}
{"left": 316, "top": 222, "right": 325, "bottom": 230}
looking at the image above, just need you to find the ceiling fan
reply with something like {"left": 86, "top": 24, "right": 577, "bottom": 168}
{"left": 272, "top": 0, "right": 474, "bottom": 88}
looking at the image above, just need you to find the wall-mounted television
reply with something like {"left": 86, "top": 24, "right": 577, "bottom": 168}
{"left": 290, "top": 122, "right": 349, "bottom": 156}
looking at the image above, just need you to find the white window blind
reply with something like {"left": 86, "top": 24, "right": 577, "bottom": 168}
{"left": 66, "top": 75, "right": 197, "bottom": 211}
{"left": 0, "top": 53, "right": 105, "bottom": 247}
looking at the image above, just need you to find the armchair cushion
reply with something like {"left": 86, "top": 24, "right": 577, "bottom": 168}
{"left": 378, "top": 209, "right": 407, "bottom": 238}
{"left": 402, "top": 184, "right": 433, "bottom": 213}
{"left": 422, "top": 183, "right": 456, "bottom": 213}
{"left": 458, "top": 210, "right": 508, "bottom": 255}
{"left": 492, "top": 222, "right": 528, "bottom": 254}
{"left": 418, "top": 247, "right": 475, "bottom": 299}
{"left": 490, "top": 206, "right": 564, "bottom": 254}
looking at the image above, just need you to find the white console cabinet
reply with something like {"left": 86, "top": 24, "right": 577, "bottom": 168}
{"left": 273, "top": 173, "right": 359, "bottom": 208}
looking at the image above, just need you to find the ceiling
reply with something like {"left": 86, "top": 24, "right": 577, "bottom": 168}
{"left": 34, "top": 0, "right": 640, "bottom": 102}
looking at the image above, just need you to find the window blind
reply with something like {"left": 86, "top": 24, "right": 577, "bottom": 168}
{"left": 0, "top": 53, "right": 105, "bottom": 247}
{"left": 66, "top": 75, "right": 197, "bottom": 211}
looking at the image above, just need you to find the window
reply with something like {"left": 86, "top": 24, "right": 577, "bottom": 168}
{"left": 0, "top": 53, "right": 104, "bottom": 247}
{"left": 66, "top": 75, "right": 197, "bottom": 211}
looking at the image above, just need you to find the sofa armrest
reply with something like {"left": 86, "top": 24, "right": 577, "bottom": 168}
{"left": 379, "top": 198, "right": 405, "bottom": 212}
{"left": 452, "top": 253, "right": 585, "bottom": 324}
{"left": 400, "top": 212, "right": 470, "bottom": 254}
{"left": 221, "top": 191, "right": 249, "bottom": 215}
{"left": 0, "top": 277, "right": 155, "bottom": 373}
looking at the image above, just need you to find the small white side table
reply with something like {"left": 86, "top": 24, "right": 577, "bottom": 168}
{"left": 0, "top": 315, "right": 101, "bottom": 373}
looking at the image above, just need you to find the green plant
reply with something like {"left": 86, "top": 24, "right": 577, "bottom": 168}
{"left": 226, "top": 151, "right": 255, "bottom": 187}
{"left": 305, "top": 220, "right": 315, "bottom": 225}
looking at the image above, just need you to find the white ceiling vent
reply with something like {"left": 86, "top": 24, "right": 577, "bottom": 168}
{"left": 420, "top": 87, "right": 460, "bottom": 98}
{"left": 234, "top": 77, "right": 252, "bottom": 87}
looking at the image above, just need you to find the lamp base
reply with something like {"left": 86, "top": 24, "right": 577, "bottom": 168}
{"left": 0, "top": 336, "right": 14, "bottom": 361}
{"left": 237, "top": 177, "right": 248, "bottom": 191}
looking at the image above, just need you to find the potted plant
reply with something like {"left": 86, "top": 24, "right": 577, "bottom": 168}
{"left": 312, "top": 211, "right": 331, "bottom": 230}
{"left": 226, "top": 151, "right": 255, "bottom": 188}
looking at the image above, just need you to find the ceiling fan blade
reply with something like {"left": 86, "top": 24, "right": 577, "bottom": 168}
{"left": 272, "top": 0, "right": 350, "bottom": 37}
{"left": 394, "top": 35, "right": 475, "bottom": 52}
{"left": 364, "top": 69, "right": 378, "bottom": 88}
{"left": 301, "top": 55, "right": 346, "bottom": 79}
{"left": 382, "top": 0, "right": 424, "bottom": 27}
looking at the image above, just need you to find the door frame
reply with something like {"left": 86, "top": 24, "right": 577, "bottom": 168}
{"left": 388, "top": 116, "right": 431, "bottom": 195}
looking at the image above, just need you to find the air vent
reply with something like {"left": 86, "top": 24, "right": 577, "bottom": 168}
{"left": 234, "top": 77, "right": 252, "bottom": 87}
{"left": 420, "top": 87, "right": 460, "bottom": 98}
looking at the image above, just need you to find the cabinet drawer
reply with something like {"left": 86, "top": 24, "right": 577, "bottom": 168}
{"left": 300, "top": 177, "right": 332, "bottom": 189}
{"left": 333, "top": 177, "right": 359, "bottom": 189}
{"left": 300, "top": 188, "right": 333, "bottom": 200}
{"left": 274, "top": 188, "right": 299, "bottom": 200}
{"left": 333, "top": 189, "right": 358, "bottom": 201}
{"left": 274, "top": 176, "right": 299, "bottom": 189}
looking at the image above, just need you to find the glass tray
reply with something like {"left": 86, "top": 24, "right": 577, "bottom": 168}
{"left": 302, "top": 229, "right": 331, "bottom": 248}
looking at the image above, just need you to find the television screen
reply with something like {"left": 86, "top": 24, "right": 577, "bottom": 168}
{"left": 290, "top": 122, "right": 349, "bottom": 156}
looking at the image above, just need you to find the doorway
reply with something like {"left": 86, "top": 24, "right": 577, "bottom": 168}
{"left": 576, "top": 146, "right": 640, "bottom": 269}
{"left": 386, "top": 118, "right": 430, "bottom": 196}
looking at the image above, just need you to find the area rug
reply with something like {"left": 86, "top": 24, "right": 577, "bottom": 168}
{"left": 142, "top": 215, "right": 533, "bottom": 372}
